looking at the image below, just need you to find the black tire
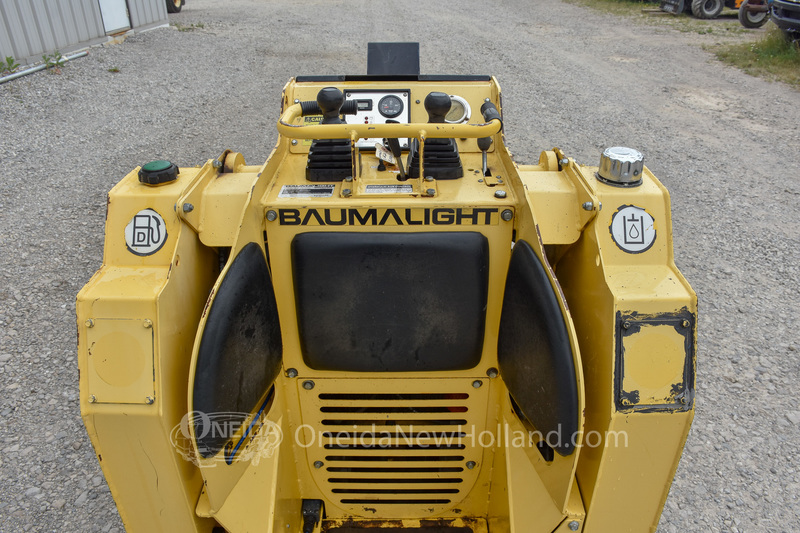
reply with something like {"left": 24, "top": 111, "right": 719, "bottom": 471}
{"left": 783, "top": 29, "right": 800, "bottom": 44}
{"left": 691, "top": 0, "right": 724, "bottom": 18}
{"left": 166, "top": 0, "right": 183, "bottom": 14}
{"left": 738, "top": 0, "right": 769, "bottom": 28}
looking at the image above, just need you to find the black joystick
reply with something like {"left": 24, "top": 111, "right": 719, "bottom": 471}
{"left": 317, "top": 87, "right": 346, "bottom": 125}
{"left": 305, "top": 87, "right": 351, "bottom": 181}
{"left": 407, "top": 92, "right": 462, "bottom": 180}
{"left": 424, "top": 92, "right": 452, "bottom": 124}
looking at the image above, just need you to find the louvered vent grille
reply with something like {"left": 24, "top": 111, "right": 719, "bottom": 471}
{"left": 302, "top": 380, "right": 487, "bottom": 518}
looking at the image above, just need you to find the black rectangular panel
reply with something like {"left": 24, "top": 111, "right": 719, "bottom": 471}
{"left": 368, "top": 42, "right": 420, "bottom": 76}
{"left": 292, "top": 232, "right": 489, "bottom": 372}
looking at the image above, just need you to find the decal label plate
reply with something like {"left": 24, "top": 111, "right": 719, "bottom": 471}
{"left": 278, "top": 185, "right": 335, "bottom": 198}
{"left": 125, "top": 208, "right": 167, "bottom": 256}
{"left": 364, "top": 184, "right": 413, "bottom": 194}
{"left": 610, "top": 205, "right": 656, "bottom": 253}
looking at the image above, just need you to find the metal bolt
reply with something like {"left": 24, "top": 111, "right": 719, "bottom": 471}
{"left": 494, "top": 190, "right": 507, "bottom": 199}
{"left": 302, "top": 380, "right": 315, "bottom": 390}
{"left": 680, "top": 396, "right": 688, "bottom": 405}
{"left": 342, "top": 188, "right": 352, "bottom": 197}
{"left": 560, "top": 158, "right": 569, "bottom": 167}
{"left": 85, "top": 319, "right": 94, "bottom": 328}
{"left": 291, "top": 139, "right": 298, "bottom": 146}
{"left": 501, "top": 209, "right": 513, "bottom": 222}
{"left": 472, "top": 380, "right": 483, "bottom": 389}
{"left": 344, "top": 176, "right": 353, "bottom": 182}
{"left": 143, "top": 319, "right": 153, "bottom": 329}
{"left": 425, "top": 176, "right": 434, "bottom": 182}
{"left": 88, "top": 395, "right": 96, "bottom": 403}
{"left": 487, "top": 368, "right": 499, "bottom": 379}
{"left": 682, "top": 319, "right": 690, "bottom": 328}
{"left": 622, "top": 321, "right": 630, "bottom": 330}
{"left": 266, "top": 210, "right": 278, "bottom": 222}
{"left": 145, "top": 396, "right": 154, "bottom": 405}
{"left": 466, "top": 461, "right": 476, "bottom": 469}
{"left": 582, "top": 201, "right": 594, "bottom": 211}
{"left": 287, "top": 368, "right": 298, "bottom": 378}
{"left": 426, "top": 188, "right": 436, "bottom": 196}
{"left": 568, "top": 521, "right": 580, "bottom": 531}
{"left": 294, "top": 99, "right": 300, "bottom": 104}
{"left": 212, "top": 159, "right": 223, "bottom": 169}
{"left": 620, "top": 398, "right": 632, "bottom": 406}
{"left": 484, "top": 97, "right": 491, "bottom": 102}
{"left": 478, "top": 179, "right": 483, "bottom": 183}
{"left": 182, "top": 203, "right": 194, "bottom": 213}
{"left": 314, "top": 460, "right": 324, "bottom": 469}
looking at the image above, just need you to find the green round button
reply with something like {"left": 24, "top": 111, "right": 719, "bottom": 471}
{"left": 142, "top": 160, "right": 172, "bottom": 173}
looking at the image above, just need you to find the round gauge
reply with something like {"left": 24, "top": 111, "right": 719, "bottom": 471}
{"left": 378, "top": 95, "right": 404, "bottom": 118}
{"left": 445, "top": 95, "right": 471, "bottom": 124}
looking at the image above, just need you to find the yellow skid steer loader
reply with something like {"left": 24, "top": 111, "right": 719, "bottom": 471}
{"left": 77, "top": 43, "right": 696, "bottom": 533}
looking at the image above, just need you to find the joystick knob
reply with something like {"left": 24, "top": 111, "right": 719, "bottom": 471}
{"left": 424, "top": 92, "right": 452, "bottom": 124}
{"left": 317, "top": 87, "right": 346, "bottom": 124}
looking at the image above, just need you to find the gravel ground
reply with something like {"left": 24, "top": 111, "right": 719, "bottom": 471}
{"left": 1, "top": 0, "right": 799, "bottom": 531}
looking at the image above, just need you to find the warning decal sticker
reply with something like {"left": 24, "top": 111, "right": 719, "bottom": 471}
{"left": 125, "top": 208, "right": 167, "bottom": 256}
{"left": 278, "top": 185, "right": 335, "bottom": 198}
{"left": 609, "top": 205, "right": 656, "bottom": 254}
{"left": 364, "top": 184, "right": 413, "bottom": 194}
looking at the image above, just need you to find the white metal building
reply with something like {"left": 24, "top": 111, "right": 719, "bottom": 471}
{"left": 0, "top": 0, "right": 170, "bottom": 66}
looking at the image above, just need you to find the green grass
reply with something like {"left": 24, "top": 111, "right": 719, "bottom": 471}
{"left": 566, "top": 0, "right": 798, "bottom": 87}
{"left": 715, "top": 27, "right": 800, "bottom": 87}
{"left": 174, "top": 22, "right": 205, "bottom": 32}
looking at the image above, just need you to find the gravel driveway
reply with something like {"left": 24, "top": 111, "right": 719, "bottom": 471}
{"left": 1, "top": 0, "right": 799, "bottom": 531}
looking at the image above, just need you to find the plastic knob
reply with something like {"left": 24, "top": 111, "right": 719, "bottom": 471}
{"left": 597, "top": 147, "right": 644, "bottom": 186}
{"left": 477, "top": 137, "right": 493, "bottom": 152}
{"left": 316, "top": 87, "right": 346, "bottom": 124}
{"left": 138, "top": 160, "right": 179, "bottom": 185}
{"left": 424, "top": 92, "right": 452, "bottom": 123}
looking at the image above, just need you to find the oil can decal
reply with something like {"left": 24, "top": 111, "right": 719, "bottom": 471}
{"left": 610, "top": 205, "right": 656, "bottom": 253}
{"left": 124, "top": 208, "right": 167, "bottom": 256}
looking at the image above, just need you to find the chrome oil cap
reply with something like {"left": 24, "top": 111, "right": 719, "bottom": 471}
{"left": 597, "top": 147, "right": 644, "bottom": 187}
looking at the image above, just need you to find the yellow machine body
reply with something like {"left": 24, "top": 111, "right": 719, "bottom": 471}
{"left": 78, "top": 67, "right": 696, "bottom": 533}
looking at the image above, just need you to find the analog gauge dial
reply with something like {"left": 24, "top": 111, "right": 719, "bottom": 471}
{"left": 445, "top": 95, "right": 471, "bottom": 124}
{"left": 378, "top": 95, "right": 404, "bottom": 118}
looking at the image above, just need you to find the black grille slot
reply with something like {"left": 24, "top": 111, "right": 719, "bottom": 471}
{"left": 325, "top": 455, "right": 465, "bottom": 462}
{"left": 332, "top": 488, "right": 460, "bottom": 494}
{"left": 340, "top": 499, "right": 452, "bottom": 505}
{"left": 321, "top": 406, "right": 467, "bottom": 413}
{"left": 319, "top": 393, "right": 469, "bottom": 400}
{"left": 328, "top": 478, "right": 462, "bottom": 484}
{"left": 322, "top": 432, "right": 467, "bottom": 440}
{"left": 324, "top": 443, "right": 466, "bottom": 450}
{"left": 326, "top": 467, "right": 464, "bottom": 473}
{"left": 321, "top": 419, "right": 468, "bottom": 426}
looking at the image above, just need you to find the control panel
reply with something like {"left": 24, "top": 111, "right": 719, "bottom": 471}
{"left": 343, "top": 90, "right": 411, "bottom": 149}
